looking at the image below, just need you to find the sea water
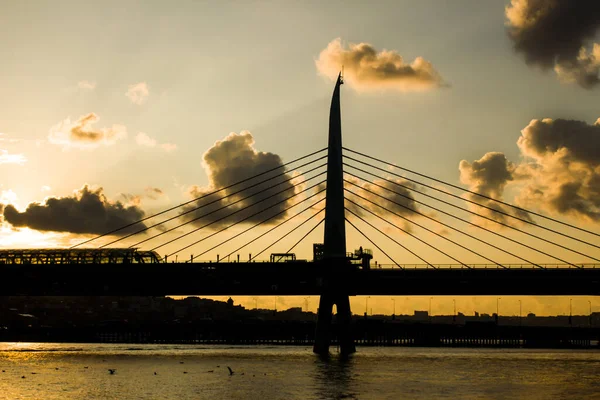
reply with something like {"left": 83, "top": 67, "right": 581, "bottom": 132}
{"left": 0, "top": 343, "right": 598, "bottom": 399}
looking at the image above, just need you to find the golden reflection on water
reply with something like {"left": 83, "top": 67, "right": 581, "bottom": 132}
{"left": 0, "top": 342, "right": 49, "bottom": 362}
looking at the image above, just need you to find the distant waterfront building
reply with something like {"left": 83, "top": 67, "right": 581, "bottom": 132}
{"left": 414, "top": 310, "right": 429, "bottom": 321}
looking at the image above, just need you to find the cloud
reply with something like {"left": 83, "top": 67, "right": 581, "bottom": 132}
{"left": 126, "top": 82, "right": 149, "bottom": 105}
{"left": 160, "top": 143, "right": 177, "bottom": 152}
{"left": 315, "top": 38, "right": 446, "bottom": 92}
{"left": 459, "top": 152, "right": 530, "bottom": 224}
{"left": 505, "top": 0, "right": 600, "bottom": 88}
{"left": 2, "top": 185, "right": 147, "bottom": 235}
{"left": 0, "top": 149, "right": 26, "bottom": 165}
{"left": 181, "top": 131, "right": 303, "bottom": 229}
{"left": 459, "top": 117, "right": 600, "bottom": 222}
{"left": 77, "top": 80, "right": 96, "bottom": 90}
{"left": 135, "top": 132, "right": 177, "bottom": 152}
{"left": 0, "top": 189, "right": 17, "bottom": 205}
{"left": 344, "top": 176, "right": 423, "bottom": 232}
{"left": 48, "top": 113, "right": 127, "bottom": 149}
{"left": 145, "top": 187, "right": 164, "bottom": 200}
{"left": 0, "top": 133, "right": 20, "bottom": 144}
{"left": 135, "top": 132, "right": 156, "bottom": 147}
{"left": 41, "top": 186, "right": 51, "bottom": 192}
{"left": 119, "top": 193, "right": 142, "bottom": 207}
{"left": 515, "top": 118, "right": 600, "bottom": 220}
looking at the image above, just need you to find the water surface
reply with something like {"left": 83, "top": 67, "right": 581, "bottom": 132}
{"left": 0, "top": 343, "right": 598, "bottom": 399}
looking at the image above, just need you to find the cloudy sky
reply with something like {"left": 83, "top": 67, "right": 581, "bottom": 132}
{"left": 1, "top": 0, "right": 599, "bottom": 316}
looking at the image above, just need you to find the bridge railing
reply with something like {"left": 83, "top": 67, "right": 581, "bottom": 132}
{"left": 168, "top": 260, "right": 599, "bottom": 269}
{"left": 178, "top": 261, "right": 599, "bottom": 270}
{"left": 374, "top": 263, "right": 600, "bottom": 270}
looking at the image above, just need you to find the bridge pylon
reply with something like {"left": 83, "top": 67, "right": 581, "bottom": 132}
{"left": 313, "top": 73, "right": 356, "bottom": 355}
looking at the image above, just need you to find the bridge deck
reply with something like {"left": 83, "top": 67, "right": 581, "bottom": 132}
{"left": 1, "top": 262, "right": 599, "bottom": 296}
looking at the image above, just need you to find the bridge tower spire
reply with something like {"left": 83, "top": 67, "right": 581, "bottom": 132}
{"left": 313, "top": 73, "right": 356, "bottom": 355}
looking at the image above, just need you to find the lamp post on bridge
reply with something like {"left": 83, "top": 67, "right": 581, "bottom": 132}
{"left": 391, "top": 298, "right": 396, "bottom": 320}
{"left": 569, "top": 298, "right": 573, "bottom": 325}
{"left": 496, "top": 297, "right": 501, "bottom": 325}
{"left": 519, "top": 299, "right": 522, "bottom": 327}
{"left": 453, "top": 299, "right": 456, "bottom": 323}
{"left": 429, "top": 297, "right": 433, "bottom": 323}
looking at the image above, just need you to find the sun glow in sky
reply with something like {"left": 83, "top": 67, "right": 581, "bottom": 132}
{"left": 1, "top": 0, "right": 600, "bottom": 316}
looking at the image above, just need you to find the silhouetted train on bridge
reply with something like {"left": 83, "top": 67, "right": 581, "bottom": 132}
{"left": 0, "top": 248, "right": 162, "bottom": 265}
{"left": 0, "top": 244, "right": 375, "bottom": 268}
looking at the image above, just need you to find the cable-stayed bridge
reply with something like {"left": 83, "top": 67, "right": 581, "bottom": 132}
{"left": 2, "top": 73, "right": 599, "bottom": 354}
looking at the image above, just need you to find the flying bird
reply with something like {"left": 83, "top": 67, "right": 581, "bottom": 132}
{"left": 227, "top": 366, "right": 234, "bottom": 376}
{"left": 108, "top": 369, "right": 116, "bottom": 375}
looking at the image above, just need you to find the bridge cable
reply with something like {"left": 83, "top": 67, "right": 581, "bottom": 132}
{"left": 344, "top": 207, "right": 432, "bottom": 268}
{"left": 69, "top": 147, "right": 327, "bottom": 248}
{"left": 345, "top": 216, "right": 402, "bottom": 269}
{"left": 342, "top": 157, "right": 600, "bottom": 251}
{"left": 345, "top": 192, "right": 497, "bottom": 268}
{"left": 250, "top": 208, "right": 325, "bottom": 262}
{"left": 345, "top": 197, "right": 473, "bottom": 268}
{"left": 188, "top": 190, "right": 326, "bottom": 263}
{"left": 163, "top": 180, "right": 326, "bottom": 256}
{"left": 276, "top": 217, "right": 325, "bottom": 262}
{"left": 99, "top": 162, "right": 326, "bottom": 248}
{"left": 343, "top": 147, "right": 600, "bottom": 239}
{"left": 218, "top": 197, "right": 326, "bottom": 262}
{"left": 344, "top": 165, "right": 598, "bottom": 264}
{"left": 344, "top": 178, "right": 552, "bottom": 268}
{"left": 131, "top": 171, "right": 326, "bottom": 250}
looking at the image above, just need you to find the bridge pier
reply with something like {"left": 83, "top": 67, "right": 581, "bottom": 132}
{"left": 313, "top": 293, "right": 355, "bottom": 355}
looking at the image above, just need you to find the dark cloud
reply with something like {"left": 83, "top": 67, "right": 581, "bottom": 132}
{"left": 505, "top": 0, "right": 600, "bottom": 88}
{"left": 3, "top": 185, "right": 146, "bottom": 234}
{"left": 181, "top": 132, "right": 309, "bottom": 229}
{"left": 459, "top": 152, "right": 529, "bottom": 224}
{"left": 515, "top": 117, "right": 600, "bottom": 220}
{"left": 459, "top": 152, "right": 515, "bottom": 199}
{"left": 459, "top": 117, "right": 600, "bottom": 222}
{"left": 517, "top": 118, "right": 600, "bottom": 163}
{"left": 316, "top": 38, "right": 446, "bottom": 92}
{"left": 344, "top": 176, "right": 422, "bottom": 232}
